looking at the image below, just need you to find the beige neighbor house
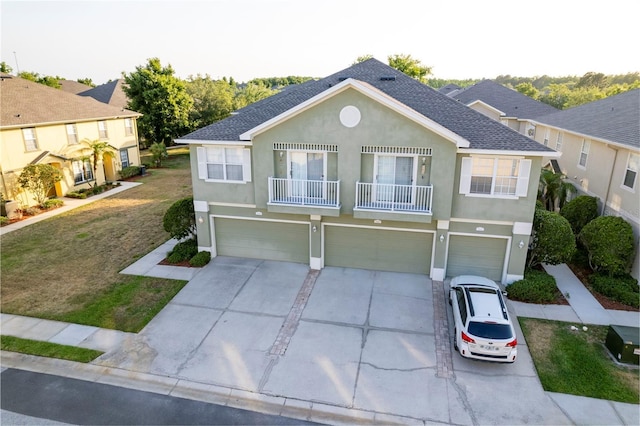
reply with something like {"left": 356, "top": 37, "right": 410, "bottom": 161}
{"left": 0, "top": 74, "right": 142, "bottom": 208}
{"left": 177, "top": 59, "right": 559, "bottom": 284}
{"left": 524, "top": 89, "right": 640, "bottom": 278}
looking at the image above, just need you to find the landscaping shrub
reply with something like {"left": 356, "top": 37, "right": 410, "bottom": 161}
{"left": 166, "top": 239, "right": 198, "bottom": 263}
{"left": 66, "top": 191, "right": 87, "bottom": 199}
{"left": 579, "top": 216, "right": 635, "bottom": 276}
{"left": 22, "top": 207, "right": 40, "bottom": 216}
{"left": 507, "top": 269, "right": 559, "bottom": 303}
{"left": 42, "top": 199, "right": 64, "bottom": 209}
{"left": 560, "top": 195, "right": 599, "bottom": 235}
{"left": 0, "top": 216, "right": 8, "bottom": 225}
{"left": 149, "top": 142, "right": 168, "bottom": 167}
{"left": 119, "top": 166, "right": 142, "bottom": 179}
{"left": 527, "top": 208, "right": 576, "bottom": 269}
{"left": 590, "top": 274, "right": 639, "bottom": 308}
{"left": 189, "top": 251, "right": 211, "bottom": 267}
{"left": 163, "top": 197, "right": 196, "bottom": 240}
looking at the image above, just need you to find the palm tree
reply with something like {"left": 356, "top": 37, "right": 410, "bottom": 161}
{"left": 81, "top": 139, "right": 115, "bottom": 187}
{"left": 538, "top": 169, "right": 577, "bottom": 211}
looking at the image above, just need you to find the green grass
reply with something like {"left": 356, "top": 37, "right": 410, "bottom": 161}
{"left": 520, "top": 318, "right": 639, "bottom": 404}
{"left": 1, "top": 335, "right": 103, "bottom": 362}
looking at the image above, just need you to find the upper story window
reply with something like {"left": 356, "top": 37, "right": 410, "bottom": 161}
{"left": 72, "top": 159, "right": 93, "bottom": 184}
{"left": 22, "top": 128, "right": 39, "bottom": 151}
{"left": 623, "top": 152, "right": 639, "bottom": 190}
{"left": 460, "top": 157, "right": 532, "bottom": 198}
{"left": 578, "top": 139, "right": 590, "bottom": 168}
{"left": 555, "top": 132, "right": 563, "bottom": 151}
{"left": 124, "top": 118, "right": 134, "bottom": 136}
{"left": 196, "top": 146, "right": 251, "bottom": 182}
{"left": 543, "top": 129, "right": 550, "bottom": 146}
{"left": 66, "top": 124, "right": 78, "bottom": 144}
{"left": 98, "top": 120, "right": 108, "bottom": 139}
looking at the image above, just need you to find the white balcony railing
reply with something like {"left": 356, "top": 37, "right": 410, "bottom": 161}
{"left": 268, "top": 177, "right": 340, "bottom": 208}
{"left": 355, "top": 182, "right": 433, "bottom": 213}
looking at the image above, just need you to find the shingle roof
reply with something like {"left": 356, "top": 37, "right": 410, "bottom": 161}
{"left": 533, "top": 89, "right": 640, "bottom": 149}
{"left": 447, "top": 80, "right": 559, "bottom": 119}
{"left": 1, "top": 75, "right": 140, "bottom": 128}
{"left": 58, "top": 79, "right": 93, "bottom": 94}
{"left": 437, "top": 83, "right": 462, "bottom": 95}
{"left": 78, "top": 79, "right": 129, "bottom": 110}
{"left": 180, "top": 59, "right": 552, "bottom": 153}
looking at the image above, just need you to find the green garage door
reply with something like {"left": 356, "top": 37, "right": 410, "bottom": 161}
{"left": 214, "top": 218, "right": 309, "bottom": 263}
{"left": 324, "top": 226, "right": 432, "bottom": 274}
{"left": 447, "top": 235, "right": 507, "bottom": 281}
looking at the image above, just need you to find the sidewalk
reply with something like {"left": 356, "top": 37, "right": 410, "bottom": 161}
{"left": 0, "top": 181, "right": 142, "bottom": 236}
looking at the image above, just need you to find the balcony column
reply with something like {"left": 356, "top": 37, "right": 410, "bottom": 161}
{"left": 310, "top": 214, "right": 322, "bottom": 270}
{"left": 432, "top": 220, "right": 449, "bottom": 281}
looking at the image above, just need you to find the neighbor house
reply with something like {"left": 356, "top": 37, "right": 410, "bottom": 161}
{"left": 0, "top": 74, "right": 142, "bottom": 207}
{"left": 78, "top": 79, "right": 129, "bottom": 110}
{"left": 177, "top": 59, "right": 558, "bottom": 283}
{"left": 523, "top": 89, "right": 640, "bottom": 278}
{"left": 443, "top": 80, "right": 558, "bottom": 132}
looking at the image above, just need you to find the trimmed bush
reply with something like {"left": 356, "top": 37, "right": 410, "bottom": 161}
{"left": 166, "top": 239, "right": 198, "bottom": 264}
{"left": 579, "top": 216, "right": 635, "bottom": 276}
{"left": 560, "top": 195, "right": 599, "bottom": 235}
{"left": 119, "top": 166, "right": 142, "bottom": 179}
{"left": 507, "top": 269, "right": 559, "bottom": 304}
{"left": 189, "top": 251, "right": 211, "bottom": 267}
{"left": 590, "top": 274, "right": 639, "bottom": 308}
{"left": 163, "top": 197, "right": 195, "bottom": 240}
{"left": 66, "top": 191, "right": 87, "bottom": 199}
{"left": 42, "top": 199, "right": 64, "bottom": 209}
{"left": 0, "top": 216, "right": 8, "bottom": 225}
{"left": 527, "top": 208, "right": 576, "bottom": 269}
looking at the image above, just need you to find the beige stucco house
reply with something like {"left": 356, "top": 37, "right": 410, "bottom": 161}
{"left": 523, "top": 89, "right": 640, "bottom": 277}
{"left": 0, "top": 74, "right": 142, "bottom": 208}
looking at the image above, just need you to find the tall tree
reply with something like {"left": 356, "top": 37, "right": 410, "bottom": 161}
{"left": 81, "top": 139, "right": 115, "bottom": 188}
{"left": 353, "top": 54, "right": 374, "bottom": 64}
{"left": 387, "top": 54, "right": 432, "bottom": 82}
{"left": 122, "top": 58, "right": 193, "bottom": 146}
{"left": 77, "top": 78, "right": 95, "bottom": 87}
{"left": 233, "top": 82, "right": 278, "bottom": 110}
{"left": 538, "top": 169, "right": 577, "bottom": 211}
{"left": 185, "top": 74, "right": 235, "bottom": 129}
{"left": 0, "top": 61, "right": 13, "bottom": 73}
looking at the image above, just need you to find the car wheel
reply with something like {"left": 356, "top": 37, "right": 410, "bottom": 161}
{"left": 453, "top": 328, "right": 458, "bottom": 351}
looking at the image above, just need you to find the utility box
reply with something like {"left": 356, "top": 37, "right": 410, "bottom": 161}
{"left": 605, "top": 325, "right": 639, "bottom": 365}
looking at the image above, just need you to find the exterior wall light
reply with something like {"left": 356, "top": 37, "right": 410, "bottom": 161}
{"left": 312, "top": 225, "right": 317, "bottom": 232}
{"left": 198, "top": 216, "right": 204, "bottom": 224}
{"left": 439, "top": 234, "right": 445, "bottom": 243}
{"left": 518, "top": 240, "right": 525, "bottom": 249}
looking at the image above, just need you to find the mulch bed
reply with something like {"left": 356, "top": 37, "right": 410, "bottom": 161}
{"left": 567, "top": 263, "right": 639, "bottom": 312}
{"left": 158, "top": 258, "right": 194, "bottom": 268}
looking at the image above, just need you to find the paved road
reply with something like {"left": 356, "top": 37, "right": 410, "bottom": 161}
{"left": 0, "top": 369, "right": 320, "bottom": 425}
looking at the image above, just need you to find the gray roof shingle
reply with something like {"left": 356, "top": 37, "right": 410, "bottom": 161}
{"left": 180, "top": 59, "right": 553, "bottom": 153}
{"left": 447, "top": 80, "right": 559, "bottom": 119}
{"left": 78, "top": 79, "right": 129, "bottom": 110}
{"left": 533, "top": 89, "right": 640, "bottom": 149}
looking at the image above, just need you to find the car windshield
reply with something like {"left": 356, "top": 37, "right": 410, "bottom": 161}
{"left": 468, "top": 321, "right": 513, "bottom": 339}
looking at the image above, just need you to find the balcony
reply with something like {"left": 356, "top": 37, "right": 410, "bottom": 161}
{"left": 268, "top": 177, "right": 341, "bottom": 215}
{"left": 354, "top": 182, "right": 433, "bottom": 221}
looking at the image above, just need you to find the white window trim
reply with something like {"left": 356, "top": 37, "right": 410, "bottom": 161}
{"left": 555, "top": 132, "right": 563, "bottom": 151}
{"left": 124, "top": 118, "right": 134, "bottom": 136}
{"left": 543, "top": 129, "right": 550, "bottom": 146}
{"left": 22, "top": 128, "right": 38, "bottom": 151}
{"left": 98, "top": 121, "right": 108, "bottom": 139}
{"left": 286, "top": 150, "right": 328, "bottom": 181}
{"left": 66, "top": 124, "right": 78, "bottom": 144}
{"left": 197, "top": 146, "right": 251, "bottom": 183}
{"left": 72, "top": 159, "right": 94, "bottom": 184}
{"left": 578, "top": 139, "right": 590, "bottom": 169}
{"left": 459, "top": 156, "right": 531, "bottom": 199}
{"left": 621, "top": 152, "right": 639, "bottom": 192}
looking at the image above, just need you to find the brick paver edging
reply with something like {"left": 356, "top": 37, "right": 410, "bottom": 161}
{"left": 432, "top": 280, "right": 454, "bottom": 378}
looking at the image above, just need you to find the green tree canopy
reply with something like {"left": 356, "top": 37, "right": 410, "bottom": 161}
{"left": 17, "top": 164, "right": 63, "bottom": 206}
{"left": 185, "top": 74, "right": 235, "bottom": 129}
{"left": 81, "top": 139, "right": 115, "bottom": 187}
{"left": 123, "top": 58, "right": 193, "bottom": 146}
{"left": 353, "top": 54, "right": 374, "bottom": 64}
{"left": 579, "top": 216, "right": 635, "bottom": 277}
{"left": 538, "top": 169, "right": 577, "bottom": 211}
{"left": 0, "top": 61, "right": 13, "bottom": 73}
{"left": 515, "top": 82, "right": 539, "bottom": 99}
{"left": 387, "top": 54, "right": 432, "bottom": 82}
{"left": 77, "top": 78, "right": 95, "bottom": 87}
{"left": 18, "top": 71, "right": 62, "bottom": 88}
{"left": 527, "top": 208, "right": 576, "bottom": 269}
{"left": 233, "top": 82, "right": 278, "bottom": 110}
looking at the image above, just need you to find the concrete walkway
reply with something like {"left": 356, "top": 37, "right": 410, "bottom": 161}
{"left": 0, "top": 181, "right": 142, "bottom": 236}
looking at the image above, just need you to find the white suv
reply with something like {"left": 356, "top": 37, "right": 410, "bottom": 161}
{"left": 449, "top": 275, "right": 517, "bottom": 363}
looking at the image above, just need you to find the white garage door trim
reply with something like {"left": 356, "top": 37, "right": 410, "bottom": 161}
{"left": 211, "top": 215, "right": 311, "bottom": 263}
{"left": 321, "top": 223, "right": 436, "bottom": 275}
{"left": 444, "top": 232, "right": 511, "bottom": 282}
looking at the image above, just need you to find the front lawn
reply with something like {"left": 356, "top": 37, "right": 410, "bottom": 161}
{"left": 0, "top": 148, "right": 193, "bottom": 332}
{"left": 1, "top": 336, "right": 103, "bottom": 363}
{"left": 520, "top": 318, "right": 639, "bottom": 404}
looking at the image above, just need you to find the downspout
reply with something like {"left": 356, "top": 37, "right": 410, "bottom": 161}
{"left": 603, "top": 145, "right": 619, "bottom": 215}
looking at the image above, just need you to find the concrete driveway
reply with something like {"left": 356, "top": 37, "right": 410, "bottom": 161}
{"left": 96, "top": 257, "right": 568, "bottom": 424}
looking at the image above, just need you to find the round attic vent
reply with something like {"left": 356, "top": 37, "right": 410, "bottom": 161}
{"left": 339, "top": 105, "right": 361, "bottom": 128}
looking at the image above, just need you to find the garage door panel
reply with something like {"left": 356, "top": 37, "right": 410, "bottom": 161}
{"left": 447, "top": 236, "right": 506, "bottom": 281}
{"left": 215, "top": 218, "right": 309, "bottom": 263}
{"left": 325, "top": 226, "right": 432, "bottom": 274}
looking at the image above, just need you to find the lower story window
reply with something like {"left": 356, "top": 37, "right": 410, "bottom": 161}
{"left": 72, "top": 160, "right": 93, "bottom": 184}
{"left": 120, "top": 149, "right": 130, "bottom": 168}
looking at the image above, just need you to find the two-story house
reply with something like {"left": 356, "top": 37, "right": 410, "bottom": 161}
{"left": 177, "top": 59, "right": 558, "bottom": 283}
{"left": 524, "top": 89, "right": 640, "bottom": 278}
{"left": 0, "top": 74, "right": 142, "bottom": 207}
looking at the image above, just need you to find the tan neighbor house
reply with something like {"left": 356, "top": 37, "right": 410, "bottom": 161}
{"left": 0, "top": 74, "right": 142, "bottom": 207}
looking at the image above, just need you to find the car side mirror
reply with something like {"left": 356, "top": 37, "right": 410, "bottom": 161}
{"left": 502, "top": 290, "right": 508, "bottom": 297}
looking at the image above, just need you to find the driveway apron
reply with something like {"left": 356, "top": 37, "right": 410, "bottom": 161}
{"left": 95, "top": 257, "right": 568, "bottom": 424}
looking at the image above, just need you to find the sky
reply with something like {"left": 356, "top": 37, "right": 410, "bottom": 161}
{"left": 1, "top": 0, "right": 639, "bottom": 85}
